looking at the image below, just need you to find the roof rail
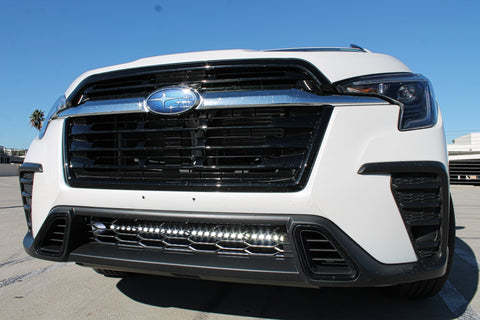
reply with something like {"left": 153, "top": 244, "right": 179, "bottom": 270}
{"left": 350, "top": 44, "right": 371, "bottom": 52}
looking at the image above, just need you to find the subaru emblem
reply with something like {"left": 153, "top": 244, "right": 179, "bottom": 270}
{"left": 145, "top": 87, "right": 200, "bottom": 115}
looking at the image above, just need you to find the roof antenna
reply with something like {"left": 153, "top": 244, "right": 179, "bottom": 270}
{"left": 350, "top": 44, "right": 370, "bottom": 52}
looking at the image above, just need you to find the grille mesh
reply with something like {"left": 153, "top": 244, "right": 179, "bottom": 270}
{"left": 65, "top": 107, "right": 330, "bottom": 191}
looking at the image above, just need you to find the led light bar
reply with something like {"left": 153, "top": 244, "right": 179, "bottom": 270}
{"left": 95, "top": 222, "right": 286, "bottom": 243}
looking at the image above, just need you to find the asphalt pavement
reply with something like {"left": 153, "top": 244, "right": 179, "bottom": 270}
{"left": 0, "top": 176, "right": 478, "bottom": 320}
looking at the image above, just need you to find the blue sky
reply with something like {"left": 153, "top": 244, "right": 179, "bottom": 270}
{"left": 1, "top": 0, "right": 479, "bottom": 148}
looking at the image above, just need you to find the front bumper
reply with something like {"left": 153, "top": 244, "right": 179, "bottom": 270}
{"left": 23, "top": 209, "right": 448, "bottom": 288}
{"left": 24, "top": 159, "right": 450, "bottom": 288}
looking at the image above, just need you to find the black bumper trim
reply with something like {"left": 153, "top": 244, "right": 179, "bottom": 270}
{"left": 358, "top": 160, "right": 448, "bottom": 177}
{"left": 71, "top": 243, "right": 307, "bottom": 287}
{"left": 19, "top": 162, "right": 43, "bottom": 173}
{"left": 24, "top": 202, "right": 449, "bottom": 288}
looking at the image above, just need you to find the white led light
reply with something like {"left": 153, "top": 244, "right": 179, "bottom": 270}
{"left": 108, "top": 221, "right": 287, "bottom": 246}
{"left": 93, "top": 222, "right": 106, "bottom": 230}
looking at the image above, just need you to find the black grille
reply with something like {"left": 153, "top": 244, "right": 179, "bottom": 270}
{"left": 449, "top": 159, "right": 480, "bottom": 185}
{"left": 19, "top": 171, "right": 34, "bottom": 232}
{"left": 70, "top": 60, "right": 329, "bottom": 106}
{"left": 65, "top": 107, "right": 331, "bottom": 191}
{"left": 391, "top": 174, "right": 443, "bottom": 259}
{"left": 88, "top": 217, "right": 290, "bottom": 258}
{"left": 296, "top": 228, "right": 356, "bottom": 280}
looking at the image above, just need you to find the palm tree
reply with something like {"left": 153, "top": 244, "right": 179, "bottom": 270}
{"left": 29, "top": 109, "right": 45, "bottom": 131}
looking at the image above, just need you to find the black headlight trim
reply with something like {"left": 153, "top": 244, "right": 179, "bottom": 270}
{"left": 334, "top": 73, "right": 438, "bottom": 131}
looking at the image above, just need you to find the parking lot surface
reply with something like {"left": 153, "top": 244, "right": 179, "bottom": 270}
{"left": 0, "top": 176, "right": 478, "bottom": 319}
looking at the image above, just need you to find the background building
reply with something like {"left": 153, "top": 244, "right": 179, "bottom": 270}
{"left": 0, "top": 146, "right": 9, "bottom": 164}
{"left": 0, "top": 146, "right": 26, "bottom": 164}
{"left": 448, "top": 133, "right": 480, "bottom": 185}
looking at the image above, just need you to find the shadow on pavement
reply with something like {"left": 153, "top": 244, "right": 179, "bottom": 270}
{"left": 116, "top": 238, "right": 477, "bottom": 319}
{"left": 446, "top": 237, "right": 479, "bottom": 318}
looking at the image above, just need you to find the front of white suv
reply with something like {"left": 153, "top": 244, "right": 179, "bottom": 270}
{"left": 20, "top": 47, "right": 454, "bottom": 298}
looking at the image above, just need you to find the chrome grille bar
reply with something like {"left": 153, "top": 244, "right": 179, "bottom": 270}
{"left": 58, "top": 89, "right": 387, "bottom": 118}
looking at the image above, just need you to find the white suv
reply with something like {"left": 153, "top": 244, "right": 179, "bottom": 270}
{"left": 20, "top": 46, "right": 454, "bottom": 298}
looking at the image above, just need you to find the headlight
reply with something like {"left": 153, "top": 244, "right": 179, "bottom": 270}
{"left": 38, "top": 96, "right": 66, "bottom": 139}
{"left": 336, "top": 74, "right": 437, "bottom": 130}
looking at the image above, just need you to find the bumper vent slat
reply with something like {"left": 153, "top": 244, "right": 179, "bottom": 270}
{"left": 391, "top": 174, "right": 443, "bottom": 260}
{"left": 296, "top": 228, "right": 357, "bottom": 280}
{"left": 19, "top": 172, "right": 35, "bottom": 232}
{"left": 37, "top": 217, "right": 67, "bottom": 256}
